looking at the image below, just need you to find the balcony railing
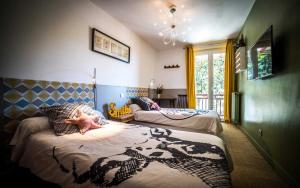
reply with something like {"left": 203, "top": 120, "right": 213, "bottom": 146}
{"left": 196, "top": 94, "right": 224, "bottom": 119}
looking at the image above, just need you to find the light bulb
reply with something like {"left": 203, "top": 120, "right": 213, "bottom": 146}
{"left": 158, "top": 32, "right": 163, "bottom": 36}
{"left": 153, "top": 22, "right": 158, "bottom": 26}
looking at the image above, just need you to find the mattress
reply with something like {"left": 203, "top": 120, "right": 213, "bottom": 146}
{"left": 134, "top": 108, "right": 223, "bottom": 135}
{"left": 12, "top": 120, "right": 231, "bottom": 188}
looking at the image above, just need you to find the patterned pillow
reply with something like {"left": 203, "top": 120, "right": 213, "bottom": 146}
{"left": 150, "top": 102, "right": 161, "bottom": 111}
{"left": 40, "top": 103, "right": 107, "bottom": 136}
{"left": 141, "top": 97, "right": 161, "bottom": 111}
{"left": 131, "top": 97, "right": 151, "bottom": 111}
{"left": 140, "top": 97, "right": 155, "bottom": 103}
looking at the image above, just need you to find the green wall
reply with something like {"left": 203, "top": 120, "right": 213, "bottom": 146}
{"left": 238, "top": 0, "right": 300, "bottom": 186}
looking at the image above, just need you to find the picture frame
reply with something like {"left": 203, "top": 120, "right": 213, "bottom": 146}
{"left": 92, "top": 28, "right": 130, "bottom": 63}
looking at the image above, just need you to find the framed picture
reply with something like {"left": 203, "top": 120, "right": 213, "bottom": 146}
{"left": 92, "top": 28, "right": 130, "bottom": 63}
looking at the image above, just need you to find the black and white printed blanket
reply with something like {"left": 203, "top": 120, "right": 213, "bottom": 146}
{"left": 14, "top": 120, "right": 231, "bottom": 188}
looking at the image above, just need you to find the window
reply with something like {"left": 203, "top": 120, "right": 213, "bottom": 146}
{"left": 195, "top": 51, "right": 225, "bottom": 118}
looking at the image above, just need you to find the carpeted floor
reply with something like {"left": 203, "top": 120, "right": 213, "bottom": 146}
{"left": 222, "top": 123, "right": 288, "bottom": 188}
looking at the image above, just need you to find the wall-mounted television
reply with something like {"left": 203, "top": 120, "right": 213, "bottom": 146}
{"left": 247, "top": 26, "right": 273, "bottom": 80}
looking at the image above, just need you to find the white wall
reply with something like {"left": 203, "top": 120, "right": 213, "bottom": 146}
{"left": 0, "top": 0, "right": 156, "bottom": 88}
{"left": 154, "top": 47, "right": 186, "bottom": 89}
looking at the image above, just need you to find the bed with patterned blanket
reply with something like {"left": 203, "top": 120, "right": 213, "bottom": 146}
{"left": 133, "top": 108, "right": 223, "bottom": 135}
{"left": 11, "top": 118, "right": 231, "bottom": 188}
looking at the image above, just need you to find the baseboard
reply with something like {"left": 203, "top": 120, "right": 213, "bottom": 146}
{"left": 239, "top": 126, "right": 299, "bottom": 188}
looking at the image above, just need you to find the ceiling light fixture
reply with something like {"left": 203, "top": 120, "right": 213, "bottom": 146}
{"left": 154, "top": 4, "right": 190, "bottom": 46}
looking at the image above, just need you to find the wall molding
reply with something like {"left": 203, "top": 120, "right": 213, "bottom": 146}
{"left": 239, "top": 126, "right": 299, "bottom": 188}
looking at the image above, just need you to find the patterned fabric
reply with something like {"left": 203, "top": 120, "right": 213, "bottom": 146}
{"left": 2, "top": 78, "right": 95, "bottom": 120}
{"left": 150, "top": 102, "right": 161, "bottom": 111}
{"left": 131, "top": 97, "right": 150, "bottom": 111}
{"left": 126, "top": 87, "right": 148, "bottom": 98}
{"left": 140, "top": 97, "right": 161, "bottom": 111}
{"left": 52, "top": 127, "right": 231, "bottom": 187}
{"left": 40, "top": 103, "right": 106, "bottom": 136}
{"left": 40, "top": 104, "right": 80, "bottom": 135}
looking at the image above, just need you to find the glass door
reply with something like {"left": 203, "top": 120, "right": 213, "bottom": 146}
{"left": 195, "top": 51, "right": 225, "bottom": 118}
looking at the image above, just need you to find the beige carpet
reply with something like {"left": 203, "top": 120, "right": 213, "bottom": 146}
{"left": 222, "top": 123, "right": 288, "bottom": 188}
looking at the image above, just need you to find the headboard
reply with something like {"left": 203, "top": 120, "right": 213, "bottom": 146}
{"left": 1, "top": 77, "right": 95, "bottom": 122}
{"left": 126, "top": 87, "right": 148, "bottom": 98}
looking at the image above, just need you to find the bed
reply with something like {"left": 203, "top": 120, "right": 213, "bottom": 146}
{"left": 133, "top": 108, "right": 223, "bottom": 135}
{"left": 11, "top": 117, "right": 232, "bottom": 188}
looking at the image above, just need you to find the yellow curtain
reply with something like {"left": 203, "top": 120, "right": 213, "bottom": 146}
{"left": 186, "top": 46, "right": 196, "bottom": 109}
{"left": 224, "top": 39, "right": 235, "bottom": 122}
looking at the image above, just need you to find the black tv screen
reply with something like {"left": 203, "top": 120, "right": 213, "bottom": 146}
{"left": 247, "top": 26, "right": 273, "bottom": 79}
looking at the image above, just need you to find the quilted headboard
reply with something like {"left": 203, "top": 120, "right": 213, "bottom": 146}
{"left": 1, "top": 77, "right": 95, "bottom": 121}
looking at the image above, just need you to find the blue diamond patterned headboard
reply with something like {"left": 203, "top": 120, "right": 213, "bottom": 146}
{"left": 1, "top": 77, "right": 95, "bottom": 121}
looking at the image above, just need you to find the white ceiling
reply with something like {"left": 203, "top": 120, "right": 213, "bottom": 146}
{"left": 92, "top": 0, "right": 255, "bottom": 50}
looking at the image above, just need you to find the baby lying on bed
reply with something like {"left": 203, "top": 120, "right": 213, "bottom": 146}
{"left": 64, "top": 109, "right": 102, "bottom": 134}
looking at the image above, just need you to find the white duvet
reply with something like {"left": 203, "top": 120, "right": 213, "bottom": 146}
{"left": 134, "top": 108, "right": 223, "bottom": 135}
{"left": 11, "top": 118, "right": 231, "bottom": 188}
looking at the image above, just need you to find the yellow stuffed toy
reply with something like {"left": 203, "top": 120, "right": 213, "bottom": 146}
{"left": 108, "top": 103, "right": 132, "bottom": 118}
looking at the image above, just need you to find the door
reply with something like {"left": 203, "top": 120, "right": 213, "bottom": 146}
{"left": 195, "top": 51, "right": 225, "bottom": 118}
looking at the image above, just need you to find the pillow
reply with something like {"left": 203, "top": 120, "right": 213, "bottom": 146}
{"left": 140, "top": 97, "right": 161, "bottom": 110}
{"left": 10, "top": 116, "right": 50, "bottom": 161}
{"left": 40, "top": 103, "right": 107, "bottom": 136}
{"left": 150, "top": 102, "right": 161, "bottom": 111}
{"left": 129, "top": 104, "right": 142, "bottom": 113}
{"left": 64, "top": 109, "right": 102, "bottom": 134}
{"left": 140, "top": 97, "right": 155, "bottom": 104}
{"left": 131, "top": 97, "right": 150, "bottom": 111}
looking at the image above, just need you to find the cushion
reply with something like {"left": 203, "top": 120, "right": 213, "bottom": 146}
{"left": 141, "top": 97, "right": 155, "bottom": 103}
{"left": 64, "top": 109, "right": 102, "bottom": 134}
{"left": 10, "top": 116, "right": 51, "bottom": 161}
{"left": 150, "top": 102, "right": 161, "bottom": 111}
{"left": 129, "top": 104, "right": 142, "bottom": 113}
{"left": 131, "top": 97, "right": 151, "bottom": 111}
{"left": 140, "top": 97, "right": 161, "bottom": 110}
{"left": 40, "top": 103, "right": 107, "bottom": 136}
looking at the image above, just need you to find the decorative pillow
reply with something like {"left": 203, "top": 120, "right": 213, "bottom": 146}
{"left": 141, "top": 97, "right": 161, "bottom": 111}
{"left": 40, "top": 103, "right": 107, "bottom": 136}
{"left": 129, "top": 104, "right": 142, "bottom": 113}
{"left": 131, "top": 97, "right": 151, "bottom": 111}
{"left": 150, "top": 102, "right": 161, "bottom": 111}
{"left": 10, "top": 116, "right": 51, "bottom": 161}
{"left": 141, "top": 97, "right": 155, "bottom": 104}
{"left": 64, "top": 109, "right": 102, "bottom": 134}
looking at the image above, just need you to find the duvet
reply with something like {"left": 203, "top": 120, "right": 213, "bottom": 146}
{"left": 11, "top": 120, "right": 231, "bottom": 188}
{"left": 134, "top": 108, "right": 223, "bottom": 135}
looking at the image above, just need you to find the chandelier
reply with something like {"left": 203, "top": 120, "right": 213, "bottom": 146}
{"left": 154, "top": 4, "right": 191, "bottom": 46}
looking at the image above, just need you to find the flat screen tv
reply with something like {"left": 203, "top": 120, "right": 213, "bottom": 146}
{"left": 247, "top": 26, "right": 273, "bottom": 80}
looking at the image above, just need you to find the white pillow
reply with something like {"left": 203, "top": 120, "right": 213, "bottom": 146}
{"left": 10, "top": 116, "right": 50, "bottom": 161}
{"left": 129, "top": 104, "right": 142, "bottom": 113}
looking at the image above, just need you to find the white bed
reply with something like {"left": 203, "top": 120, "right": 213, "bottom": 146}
{"left": 133, "top": 108, "right": 223, "bottom": 135}
{"left": 11, "top": 117, "right": 231, "bottom": 188}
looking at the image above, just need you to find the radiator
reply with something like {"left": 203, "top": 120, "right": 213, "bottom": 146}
{"left": 231, "top": 92, "right": 240, "bottom": 124}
